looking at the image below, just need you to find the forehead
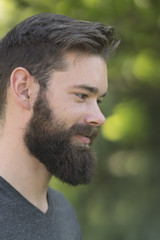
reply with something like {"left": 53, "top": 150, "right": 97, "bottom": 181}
{"left": 48, "top": 53, "right": 108, "bottom": 94}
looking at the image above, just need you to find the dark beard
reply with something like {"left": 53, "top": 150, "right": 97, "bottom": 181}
{"left": 24, "top": 90, "right": 98, "bottom": 186}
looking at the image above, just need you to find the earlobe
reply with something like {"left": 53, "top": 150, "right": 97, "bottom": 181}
{"left": 10, "top": 67, "right": 33, "bottom": 110}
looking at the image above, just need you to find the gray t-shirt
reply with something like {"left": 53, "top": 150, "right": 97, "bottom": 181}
{"left": 0, "top": 176, "right": 82, "bottom": 240}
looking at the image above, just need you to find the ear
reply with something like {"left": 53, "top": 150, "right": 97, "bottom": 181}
{"left": 10, "top": 67, "right": 34, "bottom": 110}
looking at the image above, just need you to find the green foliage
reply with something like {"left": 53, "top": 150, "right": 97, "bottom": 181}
{"left": 1, "top": 0, "right": 160, "bottom": 239}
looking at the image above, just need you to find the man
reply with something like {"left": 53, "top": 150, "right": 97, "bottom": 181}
{"left": 0, "top": 13, "right": 119, "bottom": 239}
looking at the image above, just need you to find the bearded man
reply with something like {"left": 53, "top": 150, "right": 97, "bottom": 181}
{"left": 0, "top": 13, "right": 119, "bottom": 239}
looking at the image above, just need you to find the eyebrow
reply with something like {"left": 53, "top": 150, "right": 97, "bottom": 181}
{"left": 72, "top": 84, "right": 107, "bottom": 97}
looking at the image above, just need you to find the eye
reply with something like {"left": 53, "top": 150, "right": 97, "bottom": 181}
{"left": 76, "top": 93, "right": 88, "bottom": 101}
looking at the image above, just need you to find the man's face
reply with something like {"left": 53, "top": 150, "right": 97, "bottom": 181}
{"left": 24, "top": 53, "right": 108, "bottom": 186}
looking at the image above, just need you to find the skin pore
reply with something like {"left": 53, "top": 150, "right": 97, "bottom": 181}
{"left": 0, "top": 53, "right": 108, "bottom": 213}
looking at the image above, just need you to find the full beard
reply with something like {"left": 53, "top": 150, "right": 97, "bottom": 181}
{"left": 24, "top": 89, "right": 98, "bottom": 186}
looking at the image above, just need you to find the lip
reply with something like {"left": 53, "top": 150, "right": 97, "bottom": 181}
{"left": 75, "top": 134, "right": 91, "bottom": 144}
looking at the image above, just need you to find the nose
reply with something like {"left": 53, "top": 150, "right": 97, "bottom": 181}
{"left": 84, "top": 104, "right": 106, "bottom": 127}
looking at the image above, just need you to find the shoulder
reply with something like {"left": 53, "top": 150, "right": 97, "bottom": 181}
{"left": 47, "top": 188, "right": 80, "bottom": 223}
{"left": 48, "top": 187, "right": 75, "bottom": 212}
{"left": 48, "top": 187, "right": 68, "bottom": 202}
{"left": 48, "top": 187, "right": 82, "bottom": 239}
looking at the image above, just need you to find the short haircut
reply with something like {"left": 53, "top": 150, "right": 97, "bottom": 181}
{"left": 0, "top": 13, "right": 120, "bottom": 116}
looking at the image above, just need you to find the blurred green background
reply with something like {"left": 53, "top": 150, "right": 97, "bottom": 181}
{"left": 0, "top": 0, "right": 160, "bottom": 239}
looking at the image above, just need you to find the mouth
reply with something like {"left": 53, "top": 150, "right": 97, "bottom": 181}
{"left": 75, "top": 134, "right": 91, "bottom": 145}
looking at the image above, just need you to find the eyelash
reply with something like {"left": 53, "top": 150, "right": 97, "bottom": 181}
{"left": 76, "top": 93, "right": 102, "bottom": 104}
{"left": 97, "top": 99, "right": 102, "bottom": 104}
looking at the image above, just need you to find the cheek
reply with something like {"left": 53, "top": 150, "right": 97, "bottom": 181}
{"left": 54, "top": 103, "right": 86, "bottom": 127}
{"left": 48, "top": 92, "right": 87, "bottom": 125}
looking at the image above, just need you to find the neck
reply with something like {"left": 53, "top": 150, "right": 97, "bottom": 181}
{"left": 0, "top": 126, "right": 51, "bottom": 213}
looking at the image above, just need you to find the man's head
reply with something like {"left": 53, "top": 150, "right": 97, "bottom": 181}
{"left": 0, "top": 13, "right": 119, "bottom": 185}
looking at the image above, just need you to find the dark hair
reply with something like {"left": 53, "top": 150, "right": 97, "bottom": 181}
{"left": 0, "top": 13, "right": 120, "bottom": 115}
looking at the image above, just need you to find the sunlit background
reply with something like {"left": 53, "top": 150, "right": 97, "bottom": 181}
{"left": 0, "top": 0, "right": 160, "bottom": 239}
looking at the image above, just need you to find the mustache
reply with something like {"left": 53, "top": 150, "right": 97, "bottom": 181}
{"left": 69, "top": 124, "right": 98, "bottom": 142}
